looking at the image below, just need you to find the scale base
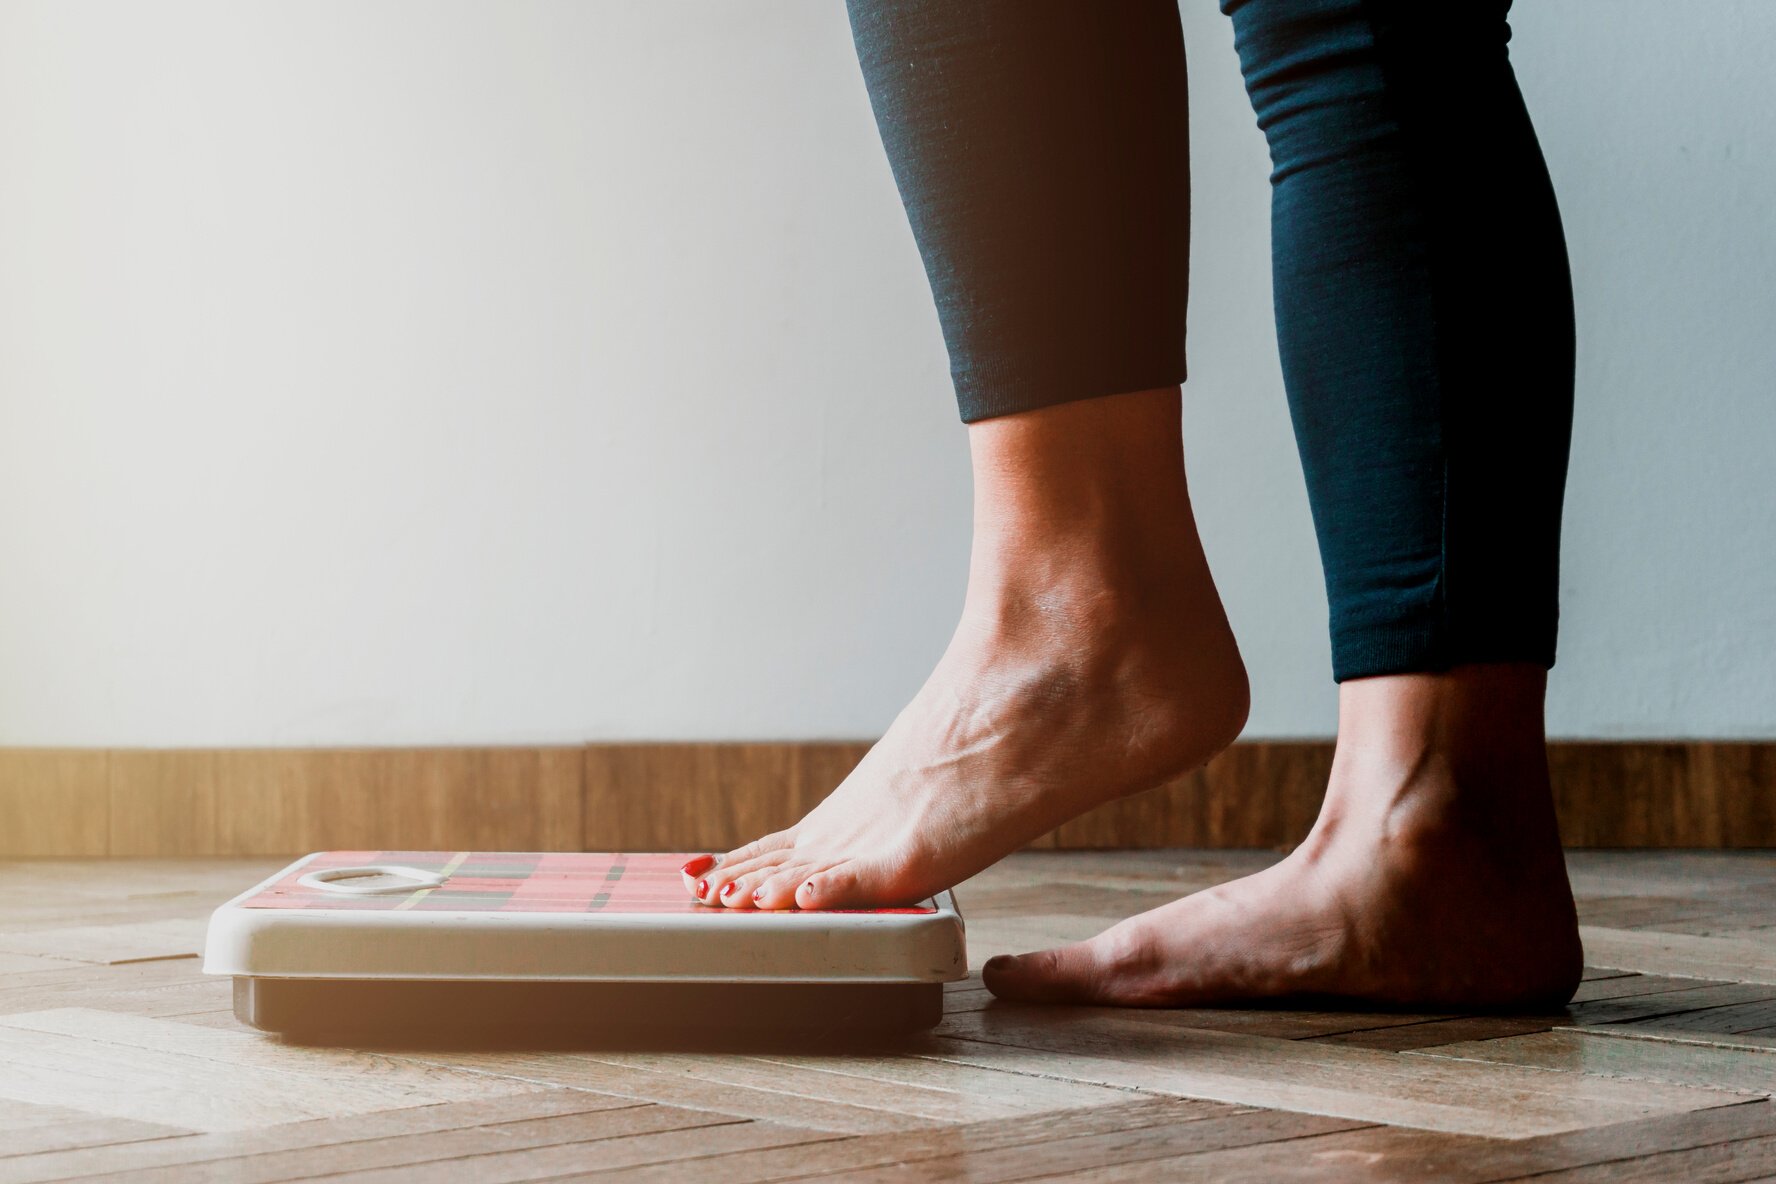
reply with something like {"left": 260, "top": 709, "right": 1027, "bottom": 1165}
{"left": 233, "top": 976, "right": 944, "bottom": 1047}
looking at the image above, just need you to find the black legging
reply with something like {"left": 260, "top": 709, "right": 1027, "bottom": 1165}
{"left": 846, "top": 0, "right": 1575, "bottom": 681}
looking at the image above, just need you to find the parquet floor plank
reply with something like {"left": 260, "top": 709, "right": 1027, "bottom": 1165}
{"left": 1490, "top": 1134, "right": 1776, "bottom": 1183}
{"left": 1314, "top": 1014, "right": 1563, "bottom": 1052}
{"left": 0, "top": 1090, "right": 622, "bottom": 1184}
{"left": 1314, "top": 979, "right": 1776, "bottom": 1050}
{"left": 0, "top": 954, "right": 78, "bottom": 975}
{"left": 0, "top": 1009, "right": 542, "bottom": 1132}
{"left": 1592, "top": 997, "right": 1776, "bottom": 1041}
{"left": 1582, "top": 927, "right": 1776, "bottom": 984}
{"left": 407, "top": 1051, "right": 971, "bottom": 1134}
{"left": 1591, "top": 994, "right": 1776, "bottom": 1036}
{"left": 0, "top": 920, "right": 203, "bottom": 965}
{"left": 0, "top": 1098, "right": 190, "bottom": 1160}
{"left": 924, "top": 1008, "right": 1746, "bottom": 1137}
{"left": 1570, "top": 971, "right": 1733, "bottom": 1002}
{"left": 742, "top": 1048, "right": 1144, "bottom": 1114}
{"left": 71, "top": 1104, "right": 740, "bottom": 1184}
{"left": 788, "top": 1108, "right": 1370, "bottom": 1184}
{"left": 1039, "top": 1099, "right": 1776, "bottom": 1183}
{"left": 1417, "top": 1028, "right": 1776, "bottom": 1097}
{"left": 957, "top": 991, "right": 1452, "bottom": 1040}
{"left": 0, "top": 958, "right": 230, "bottom": 1019}
{"left": 577, "top": 1098, "right": 1233, "bottom": 1184}
{"left": 301, "top": 1120, "right": 839, "bottom": 1184}
{"left": 1565, "top": 852, "right": 1776, "bottom": 897}
{"left": 541, "top": 1052, "right": 1031, "bottom": 1124}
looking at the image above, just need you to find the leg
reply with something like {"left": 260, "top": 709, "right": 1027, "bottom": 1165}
{"left": 988, "top": 0, "right": 1582, "bottom": 1007}
{"left": 686, "top": 1, "right": 1250, "bottom": 910}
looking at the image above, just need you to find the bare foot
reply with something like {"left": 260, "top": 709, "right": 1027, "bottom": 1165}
{"left": 983, "top": 666, "right": 1583, "bottom": 1010}
{"left": 684, "top": 388, "right": 1249, "bottom": 910}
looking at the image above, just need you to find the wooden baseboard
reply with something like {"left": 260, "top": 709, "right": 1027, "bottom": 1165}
{"left": 0, "top": 741, "right": 1770, "bottom": 857}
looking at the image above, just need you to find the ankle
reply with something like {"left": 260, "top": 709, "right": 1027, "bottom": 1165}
{"left": 1331, "top": 665, "right": 1549, "bottom": 778}
{"left": 968, "top": 388, "right": 1195, "bottom": 553}
{"left": 1312, "top": 665, "right": 1562, "bottom": 857}
{"left": 959, "top": 553, "right": 1207, "bottom": 643}
{"left": 963, "top": 389, "right": 1222, "bottom": 630}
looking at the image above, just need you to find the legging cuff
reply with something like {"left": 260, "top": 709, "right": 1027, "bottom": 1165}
{"left": 1332, "top": 628, "right": 1559, "bottom": 682}
{"left": 956, "top": 356, "right": 1189, "bottom": 424}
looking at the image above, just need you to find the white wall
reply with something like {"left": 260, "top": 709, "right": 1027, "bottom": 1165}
{"left": 0, "top": 1, "right": 1770, "bottom": 746}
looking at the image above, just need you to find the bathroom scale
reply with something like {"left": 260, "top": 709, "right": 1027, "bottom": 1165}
{"left": 203, "top": 851, "right": 967, "bottom": 1044}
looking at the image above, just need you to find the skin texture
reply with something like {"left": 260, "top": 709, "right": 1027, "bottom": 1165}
{"left": 686, "top": 387, "right": 1250, "bottom": 912}
{"left": 683, "top": 388, "right": 1582, "bottom": 1010}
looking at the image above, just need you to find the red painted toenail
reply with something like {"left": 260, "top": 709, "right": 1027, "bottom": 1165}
{"left": 695, "top": 879, "right": 708, "bottom": 897}
{"left": 681, "top": 854, "right": 715, "bottom": 876}
{"left": 752, "top": 887, "right": 764, "bottom": 903}
{"left": 721, "top": 882, "right": 736, "bottom": 899}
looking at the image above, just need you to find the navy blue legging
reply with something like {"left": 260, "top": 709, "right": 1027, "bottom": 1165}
{"left": 846, "top": 0, "right": 1575, "bottom": 681}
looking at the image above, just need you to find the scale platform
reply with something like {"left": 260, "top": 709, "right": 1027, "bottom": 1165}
{"left": 203, "top": 851, "right": 967, "bottom": 1045}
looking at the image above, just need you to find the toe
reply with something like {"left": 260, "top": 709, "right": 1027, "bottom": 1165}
{"left": 982, "top": 922, "right": 1159, "bottom": 1005}
{"left": 679, "top": 853, "right": 718, "bottom": 898}
{"left": 711, "top": 853, "right": 792, "bottom": 908}
{"left": 981, "top": 945, "right": 1101, "bottom": 1003}
{"left": 793, "top": 858, "right": 917, "bottom": 911}
{"left": 749, "top": 865, "right": 813, "bottom": 911}
{"left": 698, "top": 850, "right": 787, "bottom": 905}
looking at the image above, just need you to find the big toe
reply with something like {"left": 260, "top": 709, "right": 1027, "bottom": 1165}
{"left": 982, "top": 944, "right": 1108, "bottom": 1004}
{"left": 983, "top": 924, "right": 1162, "bottom": 1006}
{"left": 793, "top": 857, "right": 918, "bottom": 911}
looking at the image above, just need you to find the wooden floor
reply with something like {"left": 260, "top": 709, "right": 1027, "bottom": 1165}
{"left": 5, "top": 852, "right": 1776, "bottom": 1181}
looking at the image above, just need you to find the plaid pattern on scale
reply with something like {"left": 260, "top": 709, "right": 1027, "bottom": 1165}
{"left": 241, "top": 852, "right": 937, "bottom": 915}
